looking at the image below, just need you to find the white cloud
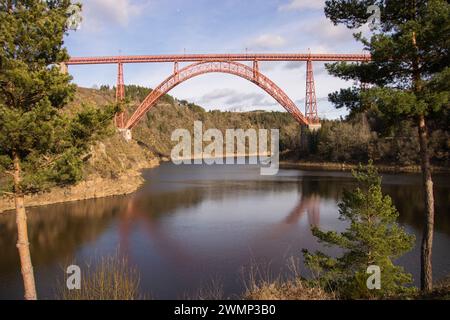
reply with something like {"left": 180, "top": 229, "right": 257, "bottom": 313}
{"left": 80, "top": 0, "right": 149, "bottom": 30}
{"left": 247, "top": 34, "right": 286, "bottom": 50}
{"left": 199, "top": 89, "right": 237, "bottom": 103}
{"left": 196, "top": 88, "right": 278, "bottom": 110}
{"left": 306, "top": 19, "right": 350, "bottom": 43}
{"left": 283, "top": 61, "right": 303, "bottom": 70}
{"left": 279, "top": 0, "right": 325, "bottom": 11}
{"left": 225, "top": 92, "right": 272, "bottom": 106}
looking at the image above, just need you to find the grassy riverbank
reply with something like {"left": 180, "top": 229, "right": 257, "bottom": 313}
{"left": 56, "top": 253, "right": 450, "bottom": 300}
{"left": 243, "top": 277, "right": 450, "bottom": 300}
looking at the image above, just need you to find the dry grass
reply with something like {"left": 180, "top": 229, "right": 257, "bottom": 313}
{"left": 242, "top": 258, "right": 335, "bottom": 300}
{"left": 58, "top": 254, "right": 143, "bottom": 300}
{"left": 183, "top": 278, "right": 225, "bottom": 300}
{"left": 414, "top": 276, "right": 450, "bottom": 300}
{"left": 244, "top": 278, "right": 335, "bottom": 300}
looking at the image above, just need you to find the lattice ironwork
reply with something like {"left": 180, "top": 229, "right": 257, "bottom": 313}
{"left": 124, "top": 61, "right": 309, "bottom": 129}
{"left": 115, "top": 62, "right": 126, "bottom": 128}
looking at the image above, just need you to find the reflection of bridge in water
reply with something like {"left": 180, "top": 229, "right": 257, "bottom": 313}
{"left": 2, "top": 170, "right": 447, "bottom": 299}
{"left": 117, "top": 180, "right": 324, "bottom": 266}
{"left": 284, "top": 194, "right": 321, "bottom": 227}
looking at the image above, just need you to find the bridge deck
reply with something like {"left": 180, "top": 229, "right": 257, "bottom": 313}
{"left": 67, "top": 53, "right": 371, "bottom": 65}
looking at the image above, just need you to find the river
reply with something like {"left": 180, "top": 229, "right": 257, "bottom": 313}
{"left": 0, "top": 161, "right": 449, "bottom": 299}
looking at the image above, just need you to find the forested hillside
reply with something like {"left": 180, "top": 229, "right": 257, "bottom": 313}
{"left": 78, "top": 85, "right": 449, "bottom": 172}
{"left": 79, "top": 85, "right": 301, "bottom": 165}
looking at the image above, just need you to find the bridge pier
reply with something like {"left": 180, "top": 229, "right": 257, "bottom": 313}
{"left": 59, "top": 62, "right": 68, "bottom": 74}
{"left": 305, "top": 59, "right": 319, "bottom": 124}
{"left": 307, "top": 123, "right": 322, "bottom": 131}
{"left": 119, "top": 128, "right": 132, "bottom": 142}
{"left": 115, "top": 62, "right": 126, "bottom": 128}
{"left": 300, "top": 123, "right": 322, "bottom": 153}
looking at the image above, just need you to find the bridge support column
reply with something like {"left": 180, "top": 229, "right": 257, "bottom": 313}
{"left": 305, "top": 59, "right": 319, "bottom": 123}
{"left": 59, "top": 62, "right": 68, "bottom": 74}
{"left": 253, "top": 60, "right": 259, "bottom": 82}
{"left": 115, "top": 62, "right": 126, "bottom": 128}
{"left": 307, "top": 123, "right": 322, "bottom": 131}
{"left": 119, "top": 128, "right": 132, "bottom": 142}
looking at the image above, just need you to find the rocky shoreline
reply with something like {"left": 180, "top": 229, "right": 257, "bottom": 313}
{"left": 0, "top": 158, "right": 159, "bottom": 214}
{"left": 280, "top": 160, "right": 450, "bottom": 174}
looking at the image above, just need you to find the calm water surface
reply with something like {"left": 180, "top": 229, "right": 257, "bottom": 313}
{"left": 0, "top": 161, "right": 449, "bottom": 299}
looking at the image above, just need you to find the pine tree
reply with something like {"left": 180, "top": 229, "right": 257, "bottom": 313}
{"left": 323, "top": 0, "right": 450, "bottom": 292}
{"left": 0, "top": 1, "right": 117, "bottom": 299}
{"left": 303, "top": 163, "right": 415, "bottom": 299}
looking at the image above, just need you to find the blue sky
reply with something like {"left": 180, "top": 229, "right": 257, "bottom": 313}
{"left": 65, "top": 0, "right": 369, "bottom": 119}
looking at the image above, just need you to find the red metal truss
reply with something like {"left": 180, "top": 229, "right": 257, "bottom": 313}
{"left": 65, "top": 52, "right": 372, "bottom": 129}
{"left": 67, "top": 53, "right": 370, "bottom": 65}
{"left": 124, "top": 61, "right": 309, "bottom": 129}
{"left": 305, "top": 60, "right": 319, "bottom": 123}
{"left": 115, "top": 62, "right": 126, "bottom": 128}
{"left": 116, "top": 62, "right": 125, "bottom": 101}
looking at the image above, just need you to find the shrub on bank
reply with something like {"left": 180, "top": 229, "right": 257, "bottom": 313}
{"left": 302, "top": 162, "right": 416, "bottom": 299}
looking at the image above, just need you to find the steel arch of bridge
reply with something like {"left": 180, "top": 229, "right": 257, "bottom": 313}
{"left": 124, "top": 60, "right": 309, "bottom": 129}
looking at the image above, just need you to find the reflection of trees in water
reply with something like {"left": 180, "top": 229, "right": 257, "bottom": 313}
{"left": 293, "top": 176, "right": 449, "bottom": 234}
{"left": 0, "top": 197, "right": 127, "bottom": 274}
{"left": 119, "top": 181, "right": 306, "bottom": 265}
{"left": 273, "top": 177, "right": 348, "bottom": 233}
{"left": 293, "top": 175, "right": 450, "bottom": 235}
{"left": 0, "top": 181, "right": 312, "bottom": 279}
{"left": 293, "top": 176, "right": 450, "bottom": 235}
{"left": 383, "top": 184, "right": 450, "bottom": 234}
{"left": 118, "top": 178, "right": 353, "bottom": 268}
{"left": 119, "top": 198, "right": 192, "bottom": 267}
{"left": 132, "top": 180, "right": 301, "bottom": 219}
{"left": 0, "top": 172, "right": 447, "bottom": 279}
{"left": 296, "top": 176, "right": 354, "bottom": 202}
{"left": 283, "top": 177, "right": 353, "bottom": 228}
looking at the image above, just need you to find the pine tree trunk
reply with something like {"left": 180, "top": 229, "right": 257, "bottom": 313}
{"left": 12, "top": 152, "right": 37, "bottom": 300}
{"left": 418, "top": 115, "right": 435, "bottom": 292}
